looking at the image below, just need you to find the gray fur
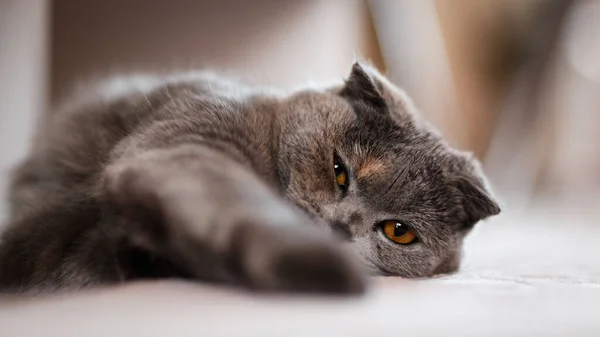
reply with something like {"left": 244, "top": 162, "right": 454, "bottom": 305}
{"left": 0, "top": 63, "right": 499, "bottom": 294}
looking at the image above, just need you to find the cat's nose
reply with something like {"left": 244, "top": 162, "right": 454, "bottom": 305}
{"left": 330, "top": 221, "right": 352, "bottom": 242}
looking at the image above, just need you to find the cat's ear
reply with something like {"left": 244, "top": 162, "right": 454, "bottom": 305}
{"left": 455, "top": 175, "right": 501, "bottom": 229}
{"left": 339, "top": 62, "right": 386, "bottom": 107}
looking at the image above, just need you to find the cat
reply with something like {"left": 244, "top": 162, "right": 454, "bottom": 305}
{"left": 0, "top": 62, "right": 500, "bottom": 294}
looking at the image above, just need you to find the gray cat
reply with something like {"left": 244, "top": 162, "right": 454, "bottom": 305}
{"left": 0, "top": 62, "right": 499, "bottom": 294}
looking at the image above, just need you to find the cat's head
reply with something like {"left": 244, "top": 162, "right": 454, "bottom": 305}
{"left": 275, "top": 62, "right": 500, "bottom": 277}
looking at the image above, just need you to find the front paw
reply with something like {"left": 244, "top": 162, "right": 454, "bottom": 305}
{"left": 230, "top": 219, "right": 368, "bottom": 295}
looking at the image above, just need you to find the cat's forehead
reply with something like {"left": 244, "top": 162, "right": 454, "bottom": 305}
{"left": 351, "top": 142, "right": 455, "bottom": 192}
{"left": 342, "top": 105, "right": 442, "bottom": 162}
{"left": 354, "top": 148, "right": 461, "bottom": 241}
{"left": 342, "top": 117, "right": 461, "bottom": 216}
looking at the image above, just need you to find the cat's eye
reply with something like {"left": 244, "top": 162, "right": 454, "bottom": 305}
{"left": 333, "top": 156, "right": 348, "bottom": 189}
{"left": 381, "top": 220, "right": 417, "bottom": 244}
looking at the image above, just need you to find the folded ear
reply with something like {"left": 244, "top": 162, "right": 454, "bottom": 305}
{"left": 339, "top": 62, "right": 386, "bottom": 107}
{"left": 455, "top": 175, "right": 501, "bottom": 229}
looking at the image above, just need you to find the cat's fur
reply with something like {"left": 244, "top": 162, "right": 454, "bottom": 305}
{"left": 0, "top": 63, "right": 500, "bottom": 294}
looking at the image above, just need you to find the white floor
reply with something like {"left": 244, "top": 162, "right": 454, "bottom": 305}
{"left": 1, "top": 201, "right": 599, "bottom": 337}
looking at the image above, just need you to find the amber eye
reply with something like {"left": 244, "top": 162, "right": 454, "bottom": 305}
{"left": 333, "top": 157, "right": 348, "bottom": 189}
{"left": 381, "top": 220, "right": 417, "bottom": 244}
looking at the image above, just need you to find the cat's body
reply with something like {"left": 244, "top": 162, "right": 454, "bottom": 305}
{"left": 0, "top": 63, "right": 499, "bottom": 294}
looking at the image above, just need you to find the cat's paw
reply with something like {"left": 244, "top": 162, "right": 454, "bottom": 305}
{"left": 231, "top": 220, "right": 368, "bottom": 295}
{"left": 269, "top": 236, "right": 368, "bottom": 294}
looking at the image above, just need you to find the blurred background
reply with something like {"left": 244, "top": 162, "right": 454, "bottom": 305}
{"left": 0, "top": 0, "right": 598, "bottom": 219}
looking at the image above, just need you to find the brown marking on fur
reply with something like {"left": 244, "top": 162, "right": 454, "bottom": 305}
{"left": 357, "top": 157, "right": 387, "bottom": 178}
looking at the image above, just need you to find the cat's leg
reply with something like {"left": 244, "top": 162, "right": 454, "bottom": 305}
{"left": 103, "top": 144, "right": 366, "bottom": 293}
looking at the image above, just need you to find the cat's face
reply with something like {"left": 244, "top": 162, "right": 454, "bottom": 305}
{"left": 276, "top": 63, "right": 500, "bottom": 277}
